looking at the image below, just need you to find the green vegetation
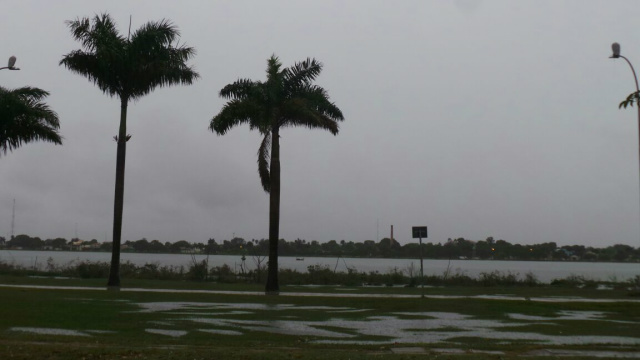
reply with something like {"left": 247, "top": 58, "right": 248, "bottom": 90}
{"left": 210, "top": 55, "right": 344, "bottom": 294}
{"left": 60, "top": 13, "right": 199, "bottom": 288}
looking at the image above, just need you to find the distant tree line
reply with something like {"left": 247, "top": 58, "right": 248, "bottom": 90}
{"left": 1, "top": 234, "right": 639, "bottom": 263}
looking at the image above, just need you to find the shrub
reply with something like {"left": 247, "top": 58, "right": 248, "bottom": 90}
{"left": 74, "top": 261, "right": 110, "bottom": 278}
{"left": 187, "top": 260, "right": 208, "bottom": 281}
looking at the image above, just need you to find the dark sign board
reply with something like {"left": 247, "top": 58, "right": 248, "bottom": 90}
{"left": 412, "top": 226, "right": 427, "bottom": 238}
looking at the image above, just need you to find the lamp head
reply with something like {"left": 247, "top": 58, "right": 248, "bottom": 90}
{"left": 611, "top": 42, "right": 621, "bottom": 58}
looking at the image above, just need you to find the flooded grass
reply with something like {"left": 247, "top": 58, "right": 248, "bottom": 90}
{"left": 0, "top": 281, "right": 639, "bottom": 359}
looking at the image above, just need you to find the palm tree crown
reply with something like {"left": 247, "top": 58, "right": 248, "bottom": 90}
{"left": 0, "top": 86, "right": 62, "bottom": 156}
{"left": 60, "top": 13, "right": 198, "bottom": 101}
{"left": 211, "top": 55, "right": 343, "bottom": 191}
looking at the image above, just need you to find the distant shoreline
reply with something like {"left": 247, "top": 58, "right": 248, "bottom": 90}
{"left": 1, "top": 248, "right": 639, "bottom": 264}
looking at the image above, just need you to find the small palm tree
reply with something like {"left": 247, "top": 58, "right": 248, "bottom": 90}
{"left": 60, "top": 13, "right": 199, "bottom": 288}
{"left": 0, "top": 86, "right": 62, "bottom": 156}
{"left": 210, "top": 55, "right": 344, "bottom": 294}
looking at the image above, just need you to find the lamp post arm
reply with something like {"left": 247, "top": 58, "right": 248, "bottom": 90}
{"left": 619, "top": 55, "right": 640, "bottom": 92}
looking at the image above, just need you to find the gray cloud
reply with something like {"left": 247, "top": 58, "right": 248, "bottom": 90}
{"left": 1, "top": 1, "right": 639, "bottom": 248}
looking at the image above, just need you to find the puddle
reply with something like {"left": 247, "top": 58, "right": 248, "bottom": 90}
{"left": 393, "top": 312, "right": 471, "bottom": 320}
{"left": 170, "top": 311, "right": 254, "bottom": 316}
{"left": 145, "top": 329, "right": 187, "bottom": 337}
{"left": 136, "top": 301, "right": 354, "bottom": 313}
{"left": 158, "top": 305, "right": 640, "bottom": 345}
{"left": 508, "top": 310, "right": 637, "bottom": 324}
{"left": 198, "top": 328, "right": 243, "bottom": 336}
{"left": 433, "top": 348, "right": 466, "bottom": 354}
{"left": 85, "top": 330, "right": 116, "bottom": 334}
{"left": 597, "top": 284, "right": 614, "bottom": 290}
{"left": 508, "top": 311, "right": 609, "bottom": 321}
{"left": 10, "top": 327, "right": 90, "bottom": 337}
{"left": 190, "top": 317, "right": 354, "bottom": 338}
{"left": 524, "top": 349, "right": 640, "bottom": 358}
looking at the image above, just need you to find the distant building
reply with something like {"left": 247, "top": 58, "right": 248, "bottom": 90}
{"left": 70, "top": 239, "right": 84, "bottom": 251}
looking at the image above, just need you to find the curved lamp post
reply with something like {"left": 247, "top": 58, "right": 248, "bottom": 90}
{"left": 610, "top": 42, "right": 640, "bottom": 242}
{"left": 0, "top": 56, "right": 20, "bottom": 70}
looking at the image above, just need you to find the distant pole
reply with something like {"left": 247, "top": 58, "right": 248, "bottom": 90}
{"left": 412, "top": 226, "right": 428, "bottom": 298}
{"left": 610, "top": 42, "right": 640, "bottom": 245}
{"left": 10, "top": 199, "right": 15, "bottom": 240}
{"left": 419, "top": 236, "right": 424, "bottom": 297}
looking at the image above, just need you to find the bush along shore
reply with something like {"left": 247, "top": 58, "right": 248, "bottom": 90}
{"left": 1, "top": 257, "right": 639, "bottom": 291}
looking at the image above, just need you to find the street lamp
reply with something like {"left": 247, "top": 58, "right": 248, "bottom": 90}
{"left": 610, "top": 42, "right": 640, "bottom": 243}
{"left": 0, "top": 56, "right": 20, "bottom": 70}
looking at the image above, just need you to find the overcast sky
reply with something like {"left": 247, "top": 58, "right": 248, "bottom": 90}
{"left": 2, "top": 0, "right": 640, "bottom": 248}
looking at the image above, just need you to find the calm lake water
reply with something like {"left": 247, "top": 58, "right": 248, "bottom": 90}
{"left": 1, "top": 250, "right": 638, "bottom": 283}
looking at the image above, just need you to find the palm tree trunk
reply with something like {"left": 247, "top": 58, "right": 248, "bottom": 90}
{"left": 265, "top": 126, "right": 280, "bottom": 295}
{"left": 107, "top": 98, "right": 128, "bottom": 288}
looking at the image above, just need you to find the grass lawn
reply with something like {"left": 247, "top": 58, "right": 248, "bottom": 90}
{"left": 0, "top": 275, "right": 638, "bottom": 359}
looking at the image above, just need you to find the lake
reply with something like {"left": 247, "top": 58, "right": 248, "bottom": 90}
{"left": 1, "top": 249, "right": 638, "bottom": 283}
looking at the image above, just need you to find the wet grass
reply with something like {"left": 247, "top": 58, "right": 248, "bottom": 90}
{"left": 0, "top": 279, "right": 639, "bottom": 359}
{"left": 2, "top": 273, "right": 638, "bottom": 299}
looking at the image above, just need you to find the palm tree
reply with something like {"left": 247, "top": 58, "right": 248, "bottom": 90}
{"left": 210, "top": 55, "right": 344, "bottom": 294}
{"left": 0, "top": 86, "right": 62, "bottom": 155}
{"left": 60, "top": 13, "right": 199, "bottom": 288}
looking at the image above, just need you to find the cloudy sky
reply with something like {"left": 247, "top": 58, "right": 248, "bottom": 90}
{"left": 2, "top": 0, "right": 640, "bottom": 248}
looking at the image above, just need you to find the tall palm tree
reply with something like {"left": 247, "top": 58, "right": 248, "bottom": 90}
{"left": 60, "top": 13, "right": 199, "bottom": 288}
{"left": 210, "top": 55, "right": 344, "bottom": 294}
{"left": 0, "top": 86, "right": 62, "bottom": 155}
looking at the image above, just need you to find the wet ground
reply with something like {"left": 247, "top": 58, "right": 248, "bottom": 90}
{"left": 3, "top": 283, "right": 640, "bottom": 357}
{"left": 2, "top": 283, "right": 640, "bottom": 303}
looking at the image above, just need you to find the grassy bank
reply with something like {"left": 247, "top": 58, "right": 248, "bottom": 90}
{"left": 2, "top": 258, "right": 639, "bottom": 291}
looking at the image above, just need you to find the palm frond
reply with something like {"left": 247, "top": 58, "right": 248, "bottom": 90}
{"left": 266, "top": 55, "right": 282, "bottom": 79}
{"left": 284, "top": 58, "right": 322, "bottom": 88}
{"left": 210, "top": 99, "right": 266, "bottom": 135}
{"left": 128, "top": 43, "right": 199, "bottom": 99}
{"left": 130, "top": 18, "right": 178, "bottom": 47}
{"left": 0, "top": 86, "right": 62, "bottom": 156}
{"left": 257, "top": 132, "right": 271, "bottom": 192}
{"left": 280, "top": 98, "right": 340, "bottom": 134}
{"left": 297, "top": 84, "right": 344, "bottom": 120}
{"left": 66, "top": 14, "right": 123, "bottom": 52}
{"left": 60, "top": 50, "right": 122, "bottom": 98}
{"left": 220, "top": 79, "right": 259, "bottom": 100}
{"left": 620, "top": 91, "right": 640, "bottom": 109}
